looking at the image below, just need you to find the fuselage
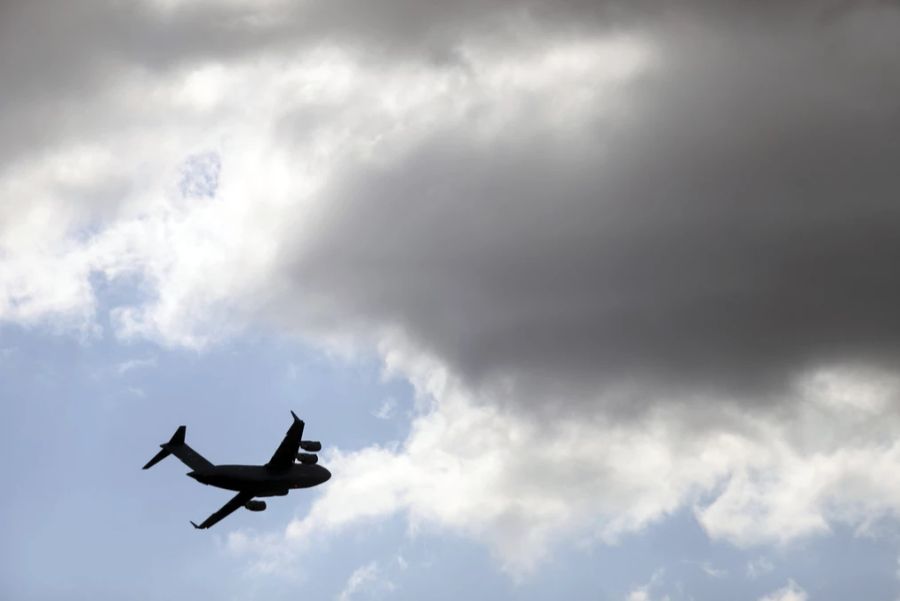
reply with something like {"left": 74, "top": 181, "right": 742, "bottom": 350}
{"left": 188, "top": 463, "right": 331, "bottom": 496}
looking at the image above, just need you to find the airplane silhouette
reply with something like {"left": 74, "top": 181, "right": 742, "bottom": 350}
{"left": 143, "top": 411, "right": 331, "bottom": 529}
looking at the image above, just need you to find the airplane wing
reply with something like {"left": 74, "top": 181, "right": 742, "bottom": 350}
{"left": 191, "top": 491, "right": 254, "bottom": 529}
{"left": 265, "top": 411, "right": 305, "bottom": 470}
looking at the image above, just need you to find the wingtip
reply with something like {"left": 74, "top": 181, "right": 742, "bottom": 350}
{"left": 291, "top": 410, "right": 300, "bottom": 421}
{"left": 190, "top": 521, "right": 203, "bottom": 529}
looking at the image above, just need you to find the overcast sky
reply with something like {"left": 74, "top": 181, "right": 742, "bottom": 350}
{"left": 3, "top": 1, "right": 900, "bottom": 599}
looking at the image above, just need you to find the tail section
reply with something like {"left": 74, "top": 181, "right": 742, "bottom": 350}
{"left": 169, "top": 425, "right": 186, "bottom": 445}
{"left": 142, "top": 425, "right": 214, "bottom": 471}
{"left": 142, "top": 446, "right": 171, "bottom": 470}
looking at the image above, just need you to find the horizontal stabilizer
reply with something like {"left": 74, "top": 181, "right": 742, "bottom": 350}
{"left": 142, "top": 447, "right": 171, "bottom": 470}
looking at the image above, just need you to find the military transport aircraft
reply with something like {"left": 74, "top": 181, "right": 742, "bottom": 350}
{"left": 143, "top": 411, "right": 330, "bottom": 529}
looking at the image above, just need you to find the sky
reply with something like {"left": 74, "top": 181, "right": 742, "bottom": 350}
{"left": 2, "top": 0, "right": 900, "bottom": 599}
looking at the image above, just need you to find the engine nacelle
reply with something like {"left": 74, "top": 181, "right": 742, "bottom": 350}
{"left": 244, "top": 500, "right": 267, "bottom": 512}
{"left": 296, "top": 452, "right": 318, "bottom": 464}
{"left": 300, "top": 440, "right": 322, "bottom": 452}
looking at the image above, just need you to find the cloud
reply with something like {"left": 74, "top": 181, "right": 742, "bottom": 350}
{"left": 746, "top": 557, "right": 775, "bottom": 580}
{"left": 8, "top": 1, "right": 900, "bottom": 386}
{"left": 178, "top": 152, "right": 221, "bottom": 199}
{"left": 286, "top": 7, "right": 900, "bottom": 409}
{"left": 241, "top": 354, "right": 900, "bottom": 574}
{"left": 4, "top": 0, "right": 900, "bottom": 575}
{"left": 125, "top": 386, "right": 147, "bottom": 398}
{"left": 699, "top": 562, "right": 727, "bottom": 579}
{"left": 372, "top": 397, "right": 398, "bottom": 420}
{"left": 336, "top": 561, "right": 395, "bottom": 601}
{"left": 758, "top": 580, "right": 807, "bottom": 601}
{"left": 116, "top": 356, "right": 158, "bottom": 375}
{"left": 626, "top": 568, "right": 669, "bottom": 601}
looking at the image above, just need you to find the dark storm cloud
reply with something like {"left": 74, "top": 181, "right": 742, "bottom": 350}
{"left": 284, "top": 4, "right": 900, "bottom": 405}
{"left": 4, "top": 0, "right": 900, "bottom": 404}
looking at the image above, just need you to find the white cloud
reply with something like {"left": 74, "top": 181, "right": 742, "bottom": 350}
{"left": 625, "top": 569, "right": 669, "bottom": 601}
{"left": 700, "top": 562, "right": 727, "bottom": 579}
{"left": 696, "top": 421, "right": 900, "bottom": 546}
{"left": 229, "top": 354, "right": 900, "bottom": 574}
{"left": 746, "top": 557, "right": 774, "bottom": 580}
{"left": 372, "top": 397, "right": 397, "bottom": 420}
{"left": 336, "top": 561, "right": 395, "bottom": 601}
{"left": 116, "top": 356, "right": 157, "bottom": 375}
{"left": 337, "top": 562, "right": 377, "bottom": 601}
{"left": 125, "top": 386, "right": 147, "bottom": 398}
{"left": 758, "top": 580, "right": 807, "bottom": 601}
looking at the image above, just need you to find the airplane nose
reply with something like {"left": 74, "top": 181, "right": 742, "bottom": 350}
{"left": 319, "top": 466, "right": 331, "bottom": 483}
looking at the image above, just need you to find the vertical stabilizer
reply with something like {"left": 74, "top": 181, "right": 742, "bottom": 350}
{"left": 169, "top": 425, "right": 186, "bottom": 445}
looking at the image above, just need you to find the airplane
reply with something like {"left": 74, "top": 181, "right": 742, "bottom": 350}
{"left": 143, "top": 411, "right": 331, "bottom": 529}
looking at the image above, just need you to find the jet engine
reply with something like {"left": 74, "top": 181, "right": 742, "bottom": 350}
{"left": 296, "top": 452, "right": 318, "bottom": 464}
{"left": 244, "top": 500, "right": 267, "bottom": 512}
{"left": 300, "top": 440, "right": 322, "bottom": 452}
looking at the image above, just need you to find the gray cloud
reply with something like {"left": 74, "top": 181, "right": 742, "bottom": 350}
{"left": 3, "top": 0, "right": 900, "bottom": 403}
{"left": 0, "top": 0, "right": 871, "bottom": 163}
{"left": 0, "top": 1, "right": 279, "bottom": 167}
{"left": 283, "top": 4, "right": 900, "bottom": 409}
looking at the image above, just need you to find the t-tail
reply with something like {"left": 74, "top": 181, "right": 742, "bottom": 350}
{"left": 142, "top": 425, "right": 214, "bottom": 471}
